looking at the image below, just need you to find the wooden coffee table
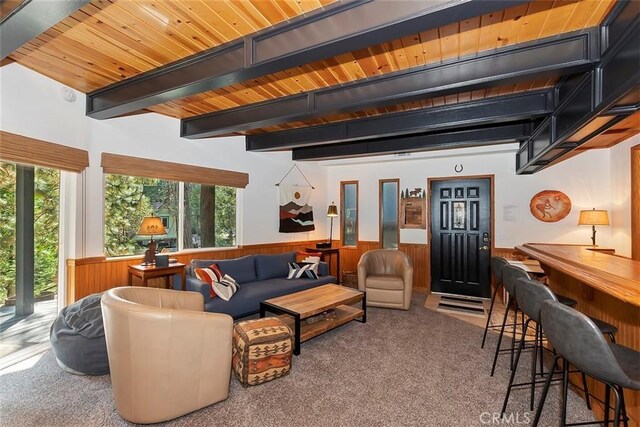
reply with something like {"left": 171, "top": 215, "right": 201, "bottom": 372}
{"left": 260, "top": 284, "right": 366, "bottom": 355}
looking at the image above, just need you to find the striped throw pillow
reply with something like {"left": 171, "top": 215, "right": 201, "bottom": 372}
{"left": 212, "top": 274, "right": 239, "bottom": 301}
{"left": 194, "top": 264, "right": 224, "bottom": 298}
{"left": 287, "top": 262, "right": 319, "bottom": 280}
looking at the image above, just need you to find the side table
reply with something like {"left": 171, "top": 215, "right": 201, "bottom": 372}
{"left": 127, "top": 263, "right": 186, "bottom": 291}
{"left": 305, "top": 247, "right": 340, "bottom": 284}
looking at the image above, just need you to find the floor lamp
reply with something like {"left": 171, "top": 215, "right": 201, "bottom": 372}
{"left": 327, "top": 202, "right": 338, "bottom": 247}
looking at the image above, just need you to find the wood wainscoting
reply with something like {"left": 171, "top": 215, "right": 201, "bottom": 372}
{"left": 67, "top": 240, "right": 516, "bottom": 304}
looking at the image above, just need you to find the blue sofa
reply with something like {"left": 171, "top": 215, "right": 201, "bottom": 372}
{"left": 183, "top": 251, "right": 336, "bottom": 319}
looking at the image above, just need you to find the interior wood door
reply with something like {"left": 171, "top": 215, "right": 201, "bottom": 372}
{"left": 430, "top": 178, "right": 491, "bottom": 299}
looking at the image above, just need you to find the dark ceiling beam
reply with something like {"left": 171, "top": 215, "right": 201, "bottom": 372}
{"left": 86, "top": 0, "right": 529, "bottom": 120}
{"left": 182, "top": 28, "right": 598, "bottom": 138}
{"left": 0, "top": 0, "right": 90, "bottom": 60}
{"left": 246, "top": 90, "right": 553, "bottom": 151}
{"left": 292, "top": 123, "right": 530, "bottom": 161}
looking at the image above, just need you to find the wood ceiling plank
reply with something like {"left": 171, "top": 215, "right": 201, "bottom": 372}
{"left": 79, "top": 2, "right": 189, "bottom": 65}
{"left": 151, "top": 1, "right": 226, "bottom": 47}
{"left": 296, "top": 0, "right": 325, "bottom": 14}
{"left": 477, "top": 9, "right": 505, "bottom": 52}
{"left": 539, "top": 0, "right": 580, "bottom": 37}
{"left": 227, "top": 1, "right": 272, "bottom": 29}
{"left": 104, "top": 0, "right": 208, "bottom": 57}
{"left": 438, "top": 22, "right": 460, "bottom": 62}
{"left": 495, "top": 3, "right": 531, "bottom": 47}
{"left": 389, "top": 38, "right": 410, "bottom": 71}
{"left": 400, "top": 34, "right": 426, "bottom": 69}
{"left": 419, "top": 28, "right": 442, "bottom": 65}
{"left": 351, "top": 46, "right": 385, "bottom": 78}
{"left": 567, "top": 0, "right": 611, "bottom": 30}
{"left": 245, "top": 0, "right": 289, "bottom": 22}
{"left": 458, "top": 16, "right": 481, "bottom": 57}
{"left": 197, "top": 0, "right": 258, "bottom": 37}
{"left": 584, "top": 0, "right": 616, "bottom": 27}
{"left": 273, "top": 0, "right": 306, "bottom": 18}
{"left": 515, "top": 1, "right": 555, "bottom": 44}
{"left": 366, "top": 43, "right": 394, "bottom": 76}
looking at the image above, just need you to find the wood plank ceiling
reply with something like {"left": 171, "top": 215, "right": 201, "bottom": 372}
{"left": 7, "top": 0, "right": 634, "bottom": 147}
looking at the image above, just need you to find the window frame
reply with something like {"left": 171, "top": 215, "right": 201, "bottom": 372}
{"left": 379, "top": 178, "right": 400, "bottom": 249}
{"left": 340, "top": 180, "right": 359, "bottom": 247}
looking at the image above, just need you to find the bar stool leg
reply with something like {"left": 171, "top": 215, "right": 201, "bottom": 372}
{"left": 580, "top": 372, "right": 592, "bottom": 410}
{"left": 532, "top": 355, "right": 559, "bottom": 427}
{"left": 611, "top": 385, "right": 621, "bottom": 427}
{"left": 500, "top": 318, "right": 530, "bottom": 417}
{"left": 621, "top": 386, "right": 628, "bottom": 427}
{"left": 491, "top": 295, "right": 512, "bottom": 377}
{"left": 538, "top": 324, "right": 545, "bottom": 377}
{"left": 618, "top": 385, "right": 628, "bottom": 427}
{"left": 561, "top": 359, "right": 569, "bottom": 427}
{"left": 530, "top": 323, "right": 539, "bottom": 411}
{"left": 604, "top": 384, "right": 611, "bottom": 426}
{"left": 481, "top": 282, "right": 501, "bottom": 349}
{"left": 511, "top": 303, "right": 519, "bottom": 370}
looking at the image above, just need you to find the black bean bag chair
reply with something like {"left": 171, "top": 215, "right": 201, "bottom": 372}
{"left": 50, "top": 292, "right": 109, "bottom": 375}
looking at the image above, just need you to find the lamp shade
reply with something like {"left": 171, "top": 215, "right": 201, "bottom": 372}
{"left": 327, "top": 202, "right": 338, "bottom": 217}
{"left": 137, "top": 216, "right": 167, "bottom": 236}
{"left": 578, "top": 209, "right": 609, "bottom": 226}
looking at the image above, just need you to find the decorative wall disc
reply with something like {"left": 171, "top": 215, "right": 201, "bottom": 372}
{"left": 529, "top": 190, "right": 572, "bottom": 222}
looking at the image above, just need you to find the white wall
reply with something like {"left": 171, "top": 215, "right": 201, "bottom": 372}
{"left": 610, "top": 135, "right": 639, "bottom": 257}
{"left": 0, "top": 63, "right": 328, "bottom": 258}
{"left": 325, "top": 143, "right": 627, "bottom": 250}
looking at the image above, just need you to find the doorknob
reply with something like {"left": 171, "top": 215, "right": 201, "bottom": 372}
{"left": 479, "top": 245, "right": 489, "bottom": 250}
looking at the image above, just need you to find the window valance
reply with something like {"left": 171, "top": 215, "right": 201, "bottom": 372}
{"left": 101, "top": 153, "right": 248, "bottom": 188}
{"left": 0, "top": 131, "right": 89, "bottom": 172}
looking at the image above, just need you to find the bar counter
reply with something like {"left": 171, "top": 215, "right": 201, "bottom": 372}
{"left": 516, "top": 243, "right": 640, "bottom": 426}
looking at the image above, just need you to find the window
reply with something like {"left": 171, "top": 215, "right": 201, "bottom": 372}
{"left": 104, "top": 176, "right": 236, "bottom": 256}
{"left": 183, "top": 183, "right": 236, "bottom": 249}
{"left": 341, "top": 181, "right": 358, "bottom": 246}
{"left": 380, "top": 179, "right": 399, "bottom": 249}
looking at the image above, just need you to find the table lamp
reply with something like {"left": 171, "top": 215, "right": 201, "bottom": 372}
{"left": 327, "top": 202, "right": 339, "bottom": 247}
{"left": 578, "top": 208, "right": 609, "bottom": 246}
{"left": 138, "top": 216, "right": 167, "bottom": 265}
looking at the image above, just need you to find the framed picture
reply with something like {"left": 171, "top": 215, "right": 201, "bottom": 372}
{"left": 400, "top": 187, "right": 426, "bottom": 229}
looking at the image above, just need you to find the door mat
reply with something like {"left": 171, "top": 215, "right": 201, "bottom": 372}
{"left": 436, "top": 295, "right": 486, "bottom": 318}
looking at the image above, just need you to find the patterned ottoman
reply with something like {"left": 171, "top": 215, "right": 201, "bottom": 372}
{"left": 232, "top": 317, "right": 293, "bottom": 386}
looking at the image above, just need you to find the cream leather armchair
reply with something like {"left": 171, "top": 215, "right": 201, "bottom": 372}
{"left": 101, "top": 287, "right": 233, "bottom": 424}
{"left": 357, "top": 249, "right": 413, "bottom": 310}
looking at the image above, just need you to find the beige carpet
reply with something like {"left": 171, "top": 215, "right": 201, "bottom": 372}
{"left": 0, "top": 294, "right": 595, "bottom": 426}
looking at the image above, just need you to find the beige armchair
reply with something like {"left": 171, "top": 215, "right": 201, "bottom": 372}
{"left": 101, "top": 287, "right": 233, "bottom": 424}
{"left": 357, "top": 249, "right": 413, "bottom": 310}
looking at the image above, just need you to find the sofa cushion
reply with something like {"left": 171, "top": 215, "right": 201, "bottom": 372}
{"left": 365, "top": 274, "right": 405, "bottom": 290}
{"left": 254, "top": 252, "right": 295, "bottom": 280}
{"left": 192, "top": 255, "right": 256, "bottom": 284}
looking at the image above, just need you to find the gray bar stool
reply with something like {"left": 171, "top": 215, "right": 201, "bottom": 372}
{"left": 490, "top": 265, "right": 530, "bottom": 376}
{"left": 481, "top": 256, "right": 510, "bottom": 349}
{"left": 533, "top": 301, "right": 638, "bottom": 426}
{"left": 500, "top": 278, "right": 615, "bottom": 417}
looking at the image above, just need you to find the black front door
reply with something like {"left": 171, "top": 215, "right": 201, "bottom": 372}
{"left": 430, "top": 178, "right": 491, "bottom": 299}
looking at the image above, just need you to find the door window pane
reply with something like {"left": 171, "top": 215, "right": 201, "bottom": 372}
{"left": 183, "top": 183, "right": 236, "bottom": 248}
{"left": 34, "top": 167, "right": 60, "bottom": 299}
{"left": 380, "top": 180, "right": 399, "bottom": 249}
{"left": 0, "top": 163, "right": 16, "bottom": 304}
{"left": 341, "top": 182, "right": 358, "bottom": 246}
{"left": 104, "top": 175, "right": 178, "bottom": 256}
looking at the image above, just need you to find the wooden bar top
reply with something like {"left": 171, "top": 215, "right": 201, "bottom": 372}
{"left": 516, "top": 244, "right": 640, "bottom": 307}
